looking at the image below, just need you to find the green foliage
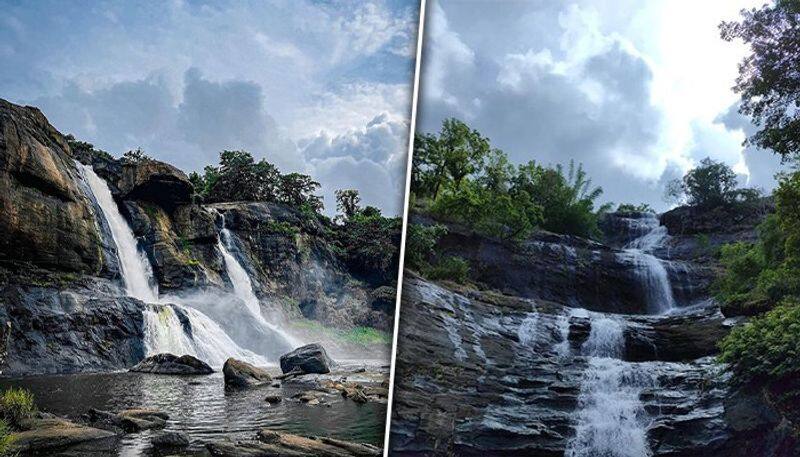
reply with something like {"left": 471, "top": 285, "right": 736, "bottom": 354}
{"left": 0, "top": 388, "right": 35, "bottom": 427}
{"left": 190, "top": 150, "right": 323, "bottom": 213}
{"left": 721, "top": 2, "right": 800, "bottom": 162}
{"left": 335, "top": 189, "right": 361, "bottom": 220}
{"left": 341, "top": 327, "right": 392, "bottom": 346}
{"left": 335, "top": 209, "right": 402, "bottom": 282}
{"left": 714, "top": 172, "right": 800, "bottom": 316}
{"left": 122, "top": 148, "right": 152, "bottom": 163}
{"left": 405, "top": 223, "right": 448, "bottom": 271}
{"left": 64, "top": 134, "right": 113, "bottom": 161}
{"left": 719, "top": 298, "right": 800, "bottom": 384}
{"left": 266, "top": 220, "right": 300, "bottom": 237}
{"left": 666, "top": 157, "right": 761, "bottom": 209}
{"left": 426, "top": 256, "right": 470, "bottom": 284}
{"left": 412, "top": 119, "right": 609, "bottom": 240}
{"left": 0, "top": 419, "right": 14, "bottom": 456}
{"left": 616, "top": 203, "right": 654, "bottom": 214}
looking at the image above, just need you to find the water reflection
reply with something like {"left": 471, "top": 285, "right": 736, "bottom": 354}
{"left": 3, "top": 365, "right": 386, "bottom": 455}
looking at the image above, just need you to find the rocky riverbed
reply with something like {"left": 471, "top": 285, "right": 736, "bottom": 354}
{"left": 1, "top": 360, "right": 389, "bottom": 456}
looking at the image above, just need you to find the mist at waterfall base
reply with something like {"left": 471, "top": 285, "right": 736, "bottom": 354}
{"left": 78, "top": 162, "right": 379, "bottom": 368}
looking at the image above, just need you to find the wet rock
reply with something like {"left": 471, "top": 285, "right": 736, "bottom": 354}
{"left": 12, "top": 417, "right": 117, "bottom": 453}
{"left": 0, "top": 98, "right": 104, "bottom": 274}
{"left": 152, "top": 431, "right": 190, "bottom": 449}
{"left": 279, "top": 343, "right": 334, "bottom": 375}
{"left": 0, "top": 279, "right": 147, "bottom": 376}
{"left": 223, "top": 358, "right": 272, "bottom": 389}
{"left": 130, "top": 353, "right": 214, "bottom": 375}
{"left": 264, "top": 395, "right": 282, "bottom": 404}
{"left": 206, "top": 431, "right": 383, "bottom": 456}
{"left": 87, "top": 408, "right": 168, "bottom": 433}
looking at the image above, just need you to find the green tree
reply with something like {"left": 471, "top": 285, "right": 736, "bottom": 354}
{"left": 721, "top": 1, "right": 800, "bottom": 162}
{"left": 335, "top": 189, "right": 361, "bottom": 220}
{"left": 666, "top": 157, "right": 760, "bottom": 209}
{"left": 278, "top": 173, "right": 324, "bottom": 213}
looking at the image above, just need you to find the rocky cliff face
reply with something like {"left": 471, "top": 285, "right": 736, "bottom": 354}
{"left": 0, "top": 98, "right": 394, "bottom": 376}
{"left": 0, "top": 100, "right": 104, "bottom": 274}
{"left": 391, "top": 208, "right": 792, "bottom": 456}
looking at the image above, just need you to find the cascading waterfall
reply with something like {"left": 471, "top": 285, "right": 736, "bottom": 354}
{"left": 77, "top": 162, "right": 267, "bottom": 367}
{"left": 566, "top": 317, "right": 653, "bottom": 457}
{"left": 78, "top": 163, "right": 158, "bottom": 303}
{"left": 618, "top": 213, "right": 676, "bottom": 314}
{"left": 216, "top": 213, "right": 301, "bottom": 350}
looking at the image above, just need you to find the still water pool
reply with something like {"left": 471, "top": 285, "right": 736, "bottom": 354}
{"left": 2, "top": 362, "right": 387, "bottom": 456}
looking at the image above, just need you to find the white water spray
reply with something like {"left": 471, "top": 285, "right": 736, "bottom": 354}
{"left": 77, "top": 163, "right": 158, "bottom": 302}
{"left": 78, "top": 162, "right": 271, "bottom": 366}
{"left": 619, "top": 214, "right": 675, "bottom": 314}
{"left": 216, "top": 214, "right": 301, "bottom": 349}
{"left": 566, "top": 316, "right": 653, "bottom": 457}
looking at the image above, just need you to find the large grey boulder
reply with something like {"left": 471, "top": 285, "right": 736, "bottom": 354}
{"left": 279, "top": 343, "right": 333, "bottom": 375}
{"left": 130, "top": 353, "right": 213, "bottom": 375}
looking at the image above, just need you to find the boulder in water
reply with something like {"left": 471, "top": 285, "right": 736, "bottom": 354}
{"left": 152, "top": 431, "right": 190, "bottom": 449}
{"left": 279, "top": 343, "right": 333, "bottom": 375}
{"left": 130, "top": 353, "right": 213, "bottom": 375}
{"left": 12, "top": 416, "right": 117, "bottom": 454}
{"left": 223, "top": 358, "right": 272, "bottom": 389}
{"left": 206, "top": 429, "right": 381, "bottom": 456}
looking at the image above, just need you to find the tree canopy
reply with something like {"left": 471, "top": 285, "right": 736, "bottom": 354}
{"left": 189, "top": 150, "right": 323, "bottom": 212}
{"left": 721, "top": 1, "right": 800, "bottom": 162}
{"left": 412, "top": 118, "right": 611, "bottom": 240}
{"left": 665, "top": 157, "right": 761, "bottom": 209}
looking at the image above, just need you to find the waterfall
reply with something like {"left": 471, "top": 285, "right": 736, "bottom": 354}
{"left": 77, "top": 162, "right": 270, "bottom": 367}
{"left": 619, "top": 213, "right": 675, "bottom": 314}
{"left": 77, "top": 163, "right": 158, "bottom": 302}
{"left": 517, "top": 312, "right": 539, "bottom": 346}
{"left": 566, "top": 316, "right": 653, "bottom": 457}
{"left": 216, "top": 214, "right": 301, "bottom": 351}
{"left": 143, "top": 305, "right": 266, "bottom": 367}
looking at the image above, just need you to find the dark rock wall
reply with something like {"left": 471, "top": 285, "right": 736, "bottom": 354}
{"left": 0, "top": 99, "right": 103, "bottom": 274}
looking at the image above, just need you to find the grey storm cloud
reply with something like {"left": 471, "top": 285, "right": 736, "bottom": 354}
{"left": 417, "top": 0, "right": 783, "bottom": 211}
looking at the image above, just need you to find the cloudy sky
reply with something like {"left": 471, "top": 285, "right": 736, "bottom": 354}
{"left": 418, "top": 0, "right": 786, "bottom": 211}
{"left": 0, "top": 0, "right": 419, "bottom": 215}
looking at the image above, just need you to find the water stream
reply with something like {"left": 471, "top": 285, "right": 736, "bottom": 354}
{"left": 78, "top": 163, "right": 267, "bottom": 367}
{"left": 618, "top": 213, "right": 676, "bottom": 314}
{"left": 78, "top": 163, "right": 158, "bottom": 303}
{"left": 216, "top": 213, "right": 301, "bottom": 350}
{"left": 566, "top": 214, "right": 674, "bottom": 456}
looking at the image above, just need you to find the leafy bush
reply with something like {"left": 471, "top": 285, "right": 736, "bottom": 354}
{"left": 405, "top": 224, "right": 447, "bottom": 271}
{"left": 719, "top": 299, "right": 800, "bottom": 384}
{"left": 0, "top": 387, "right": 35, "bottom": 427}
{"left": 426, "top": 256, "right": 470, "bottom": 284}
{"left": 0, "top": 419, "right": 14, "bottom": 456}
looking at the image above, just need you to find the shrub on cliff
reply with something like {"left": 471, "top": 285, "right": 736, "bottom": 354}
{"left": 335, "top": 208, "right": 402, "bottom": 283}
{"left": 412, "top": 119, "right": 609, "bottom": 240}
{"left": 190, "top": 150, "right": 323, "bottom": 212}
{"left": 405, "top": 223, "right": 447, "bottom": 272}
{"left": 0, "top": 419, "right": 14, "bottom": 455}
{"left": 715, "top": 173, "right": 800, "bottom": 315}
{"left": 426, "top": 256, "right": 470, "bottom": 284}
{"left": 719, "top": 298, "right": 800, "bottom": 385}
